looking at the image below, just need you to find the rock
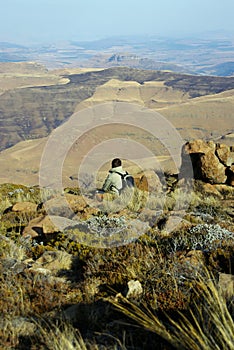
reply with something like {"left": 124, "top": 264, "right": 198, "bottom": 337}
{"left": 218, "top": 273, "right": 234, "bottom": 299}
{"left": 42, "top": 196, "right": 72, "bottom": 217}
{"left": 161, "top": 215, "right": 191, "bottom": 234}
{"left": 181, "top": 140, "right": 228, "bottom": 184}
{"left": 138, "top": 209, "right": 163, "bottom": 227}
{"left": 134, "top": 170, "right": 163, "bottom": 192}
{"left": 200, "top": 150, "right": 227, "bottom": 184}
{"left": 199, "top": 183, "right": 223, "bottom": 198}
{"left": 43, "top": 194, "right": 87, "bottom": 216}
{"left": 34, "top": 250, "right": 72, "bottom": 272}
{"left": 142, "top": 170, "right": 163, "bottom": 192}
{"left": 12, "top": 201, "right": 38, "bottom": 212}
{"left": 183, "top": 139, "right": 215, "bottom": 154}
{"left": 124, "top": 280, "right": 143, "bottom": 299}
{"left": 216, "top": 143, "right": 233, "bottom": 166}
{"left": 227, "top": 165, "right": 234, "bottom": 186}
{"left": 181, "top": 140, "right": 215, "bottom": 180}
{"left": 22, "top": 215, "right": 60, "bottom": 237}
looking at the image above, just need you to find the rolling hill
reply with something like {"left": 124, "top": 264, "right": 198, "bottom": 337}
{"left": 0, "top": 63, "right": 233, "bottom": 185}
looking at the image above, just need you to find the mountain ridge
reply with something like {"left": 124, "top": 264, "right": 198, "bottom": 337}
{"left": 0, "top": 66, "right": 234, "bottom": 151}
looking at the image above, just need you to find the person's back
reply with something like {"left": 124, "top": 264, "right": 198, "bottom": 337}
{"left": 101, "top": 158, "right": 126, "bottom": 195}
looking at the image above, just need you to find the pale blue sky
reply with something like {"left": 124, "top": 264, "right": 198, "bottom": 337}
{"left": 0, "top": 0, "right": 234, "bottom": 44}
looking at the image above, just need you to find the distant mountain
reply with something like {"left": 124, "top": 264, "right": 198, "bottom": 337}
{"left": 0, "top": 35, "right": 233, "bottom": 75}
{"left": 80, "top": 53, "right": 193, "bottom": 74}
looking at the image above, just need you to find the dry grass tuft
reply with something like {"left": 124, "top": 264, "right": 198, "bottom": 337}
{"left": 111, "top": 268, "right": 234, "bottom": 350}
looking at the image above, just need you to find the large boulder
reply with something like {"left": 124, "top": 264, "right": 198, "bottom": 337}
{"left": 199, "top": 150, "right": 227, "bottom": 184}
{"left": 181, "top": 139, "right": 229, "bottom": 184}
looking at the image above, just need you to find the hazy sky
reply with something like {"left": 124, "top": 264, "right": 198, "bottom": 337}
{"left": 1, "top": 0, "right": 234, "bottom": 44}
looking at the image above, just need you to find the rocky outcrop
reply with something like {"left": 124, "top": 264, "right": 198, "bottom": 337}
{"left": 181, "top": 139, "right": 234, "bottom": 185}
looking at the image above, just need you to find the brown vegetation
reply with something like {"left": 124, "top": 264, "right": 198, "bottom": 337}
{"left": 0, "top": 165, "right": 233, "bottom": 349}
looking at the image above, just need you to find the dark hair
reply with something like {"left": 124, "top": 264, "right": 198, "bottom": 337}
{"left": 112, "top": 158, "right": 122, "bottom": 168}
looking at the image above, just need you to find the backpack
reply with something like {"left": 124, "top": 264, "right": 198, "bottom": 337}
{"left": 114, "top": 171, "right": 135, "bottom": 193}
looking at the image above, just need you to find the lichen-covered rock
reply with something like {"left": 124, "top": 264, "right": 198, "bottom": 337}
{"left": 12, "top": 201, "right": 38, "bottom": 212}
{"left": 216, "top": 143, "right": 233, "bottom": 166}
{"left": 200, "top": 150, "right": 227, "bottom": 184}
{"left": 181, "top": 140, "right": 229, "bottom": 184}
{"left": 183, "top": 139, "right": 215, "bottom": 154}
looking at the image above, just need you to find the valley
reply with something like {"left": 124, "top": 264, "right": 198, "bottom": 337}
{"left": 0, "top": 63, "right": 233, "bottom": 186}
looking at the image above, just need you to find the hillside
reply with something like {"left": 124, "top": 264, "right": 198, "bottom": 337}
{"left": 0, "top": 64, "right": 234, "bottom": 185}
{"left": 0, "top": 65, "right": 234, "bottom": 151}
{"left": 0, "top": 141, "right": 234, "bottom": 348}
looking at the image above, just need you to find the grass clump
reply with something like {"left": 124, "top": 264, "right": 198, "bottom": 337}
{"left": 111, "top": 269, "right": 234, "bottom": 350}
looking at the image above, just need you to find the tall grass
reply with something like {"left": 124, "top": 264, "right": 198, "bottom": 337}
{"left": 35, "top": 320, "right": 126, "bottom": 350}
{"left": 111, "top": 268, "right": 234, "bottom": 350}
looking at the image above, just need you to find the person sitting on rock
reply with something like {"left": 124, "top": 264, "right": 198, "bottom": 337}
{"left": 101, "top": 158, "right": 126, "bottom": 195}
{"left": 95, "top": 158, "right": 135, "bottom": 201}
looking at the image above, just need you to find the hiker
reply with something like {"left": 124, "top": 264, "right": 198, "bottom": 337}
{"left": 97, "top": 158, "right": 134, "bottom": 197}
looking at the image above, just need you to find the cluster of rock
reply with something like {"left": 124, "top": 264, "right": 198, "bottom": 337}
{"left": 181, "top": 139, "right": 234, "bottom": 185}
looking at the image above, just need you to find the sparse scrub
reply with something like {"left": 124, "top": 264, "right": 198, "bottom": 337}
{"left": 194, "top": 195, "right": 222, "bottom": 217}
{"left": 188, "top": 224, "right": 234, "bottom": 251}
{"left": 0, "top": 235, "right": 26, "bottom": 260}
{"left": 161, "top": 223, "right": 234, "bottom": 254}
{"left": 0, "top": 178, "right": 233, "bottom": 349}
{"left": 99, "top": 187, "right": 148, "bottom": 214}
